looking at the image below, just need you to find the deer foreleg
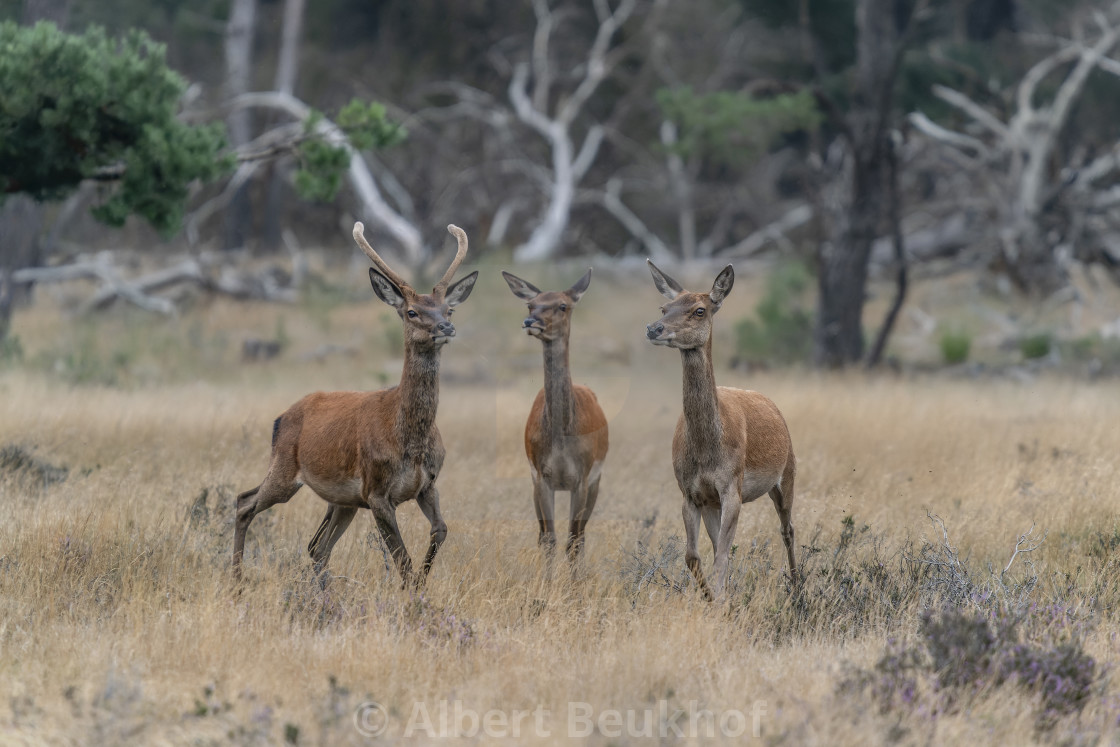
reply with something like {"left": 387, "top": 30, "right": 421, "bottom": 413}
{"left": 416, "top": 485, "right": 448, "bottom": 581}
{"left": 709, "top": 492, "right": 742, "bottom": 599}
{"left": 532, "top": 472, "right": 557, "bottom": 552}
{"left": 566, "top": 474, "right": 600, "bottom": 561}
{"left": 682, "top": 500, "right": 713, "bottom": 601}
{"left": 371, "top": 501, "right": 414, "bottom": 588}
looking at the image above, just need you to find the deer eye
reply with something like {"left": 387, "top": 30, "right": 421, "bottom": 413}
{"left": 694, "top": 308, "right": 705, "bottom": 317}
{"left": 407, "top": 309, "right": 418, "bottom": 318}
{"left": 559, "top": 304, "right": 568, "bottom": 312}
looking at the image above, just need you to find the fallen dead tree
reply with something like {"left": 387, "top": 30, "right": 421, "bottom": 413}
{"left": 907, "top": 11, "right": 1120, "bottom": 294}
{"left": 11, "top": 249, "right": 305, "bottom": 316}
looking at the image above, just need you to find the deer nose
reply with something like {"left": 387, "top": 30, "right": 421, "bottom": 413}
{"left": 646, "top": 322, "right": 664, "bottom": 339}
{"left": 523, "top": 317, "right": 537, "bottom": 328}
{"left": 436, "top": 320, "right": 455, "bottom": 336}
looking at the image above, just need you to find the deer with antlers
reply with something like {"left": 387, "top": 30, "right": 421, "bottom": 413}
{"left": 502, "top": 269, "right": 608, "bottom": 560}
{"left": 232, "top": 223, "right": 478, "bottom": 587}
{"left": 644, "top": 261, "right": 798, "bottom": 599}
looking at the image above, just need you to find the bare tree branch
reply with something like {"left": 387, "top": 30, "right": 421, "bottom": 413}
{"left": 907, "top": 111, "right": 989, "bottom": 159}
{"left": 578, "top": 179, "right": 672, "bottom": 259}
{"left": 558, "top": 0, "right": 638, "bottom": 126}
{"left": 716, "top": 205, "right": 813, "bottom": 258}
{"left": 931, "top": 84, "right": 1011, "bottom": 140}
{"left": 230, "top": 91, "right": 423, "bottom": 265}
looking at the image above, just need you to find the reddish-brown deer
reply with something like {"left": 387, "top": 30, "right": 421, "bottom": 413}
{"left": 502, "top": 269, "right": 609, "bottom": 559}
{"left": 644, "top": 260, "right": 798, "bottom": 599}
{"left": 232, "top": 223, "right": 478, "bottom": 586}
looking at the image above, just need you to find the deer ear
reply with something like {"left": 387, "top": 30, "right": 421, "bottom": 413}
{"left": 445, "top": 270, "right": 479, "bottom": 307}
{"left": 566, "top": 268, "right": 592, "bottom": 303}
{"left": 647, "top": 259, "right": 683, "bottom": 300}
{"left": 501, "top": 271, "right": 540, "bottom": 301}
{"left": 369, "top": 268, "right": 406, "bottom": 309}
{"left": 709, "top": 264, "right": 734, "bottom": 307}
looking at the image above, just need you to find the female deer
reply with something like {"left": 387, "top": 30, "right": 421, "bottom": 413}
{"left": 644, "top": 261, "right": 798, "bottom": 598}
{"left": 502, "top": 269, "right": 608, "bottom": 559}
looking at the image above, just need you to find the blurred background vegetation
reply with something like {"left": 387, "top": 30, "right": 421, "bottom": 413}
{"left": 3, "top": 0, "right": 1120, "bottom": 373}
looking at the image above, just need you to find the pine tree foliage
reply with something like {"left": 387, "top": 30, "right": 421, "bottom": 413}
{"left": 0, "top": 21, "right": 228, "bottom": 233}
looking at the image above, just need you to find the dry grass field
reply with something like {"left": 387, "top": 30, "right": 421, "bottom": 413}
{"left": 1, "top": 260, "right": 1119, "bottom": 744}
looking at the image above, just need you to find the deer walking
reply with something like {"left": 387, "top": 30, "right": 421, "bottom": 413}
{"left": 502, "top": 269, "right": 609, "bottom": 560}
{"left": 232, "top": 223, "right": 479, "bottom": 587}
{"left": 644, "top": 261, "right": 798, "bottom": 599}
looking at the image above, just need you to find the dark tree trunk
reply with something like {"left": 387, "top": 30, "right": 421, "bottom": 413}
{"left": 815, "top": 148, "right": 884, "bottom": 367}
{"left": 865, "top": 138, "right": 908, "bottom": 368}
{"left": 22, "top": 0, "right": 71, "bottom": 25}
{"left": 812, "top": 0, "right": 913, "bottom": 368}
{"left": 0, "top": 195, "right": 44, "bottom": 342}
{"left": 0, "top": 271, "right": 11, "bottom": 344}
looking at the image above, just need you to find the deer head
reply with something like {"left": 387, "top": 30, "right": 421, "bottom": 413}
{"left": 353, "top": 223, "right": 478, "bottom": 349}
{"left": 502, "top": 269, "right": 592, "bottom": 344}
{"left": 644, "top": 260, "right": 734, "bottom": 350}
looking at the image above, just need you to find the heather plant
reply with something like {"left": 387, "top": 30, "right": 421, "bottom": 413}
{"left": 841, "top": 605, "right": 1101, "bottom": 731}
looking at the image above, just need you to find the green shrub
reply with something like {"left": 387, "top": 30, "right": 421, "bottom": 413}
{"left": 733, "top": 261, "right": 813, "bottom": 366}
{"left": 1020, "top": 333, "right": 1052, "bottom": 360}
{"left": 0, "top": 334, "right": 23, "bottom": 365}
{"left": 938, "top": 329, "right": 972, "bottom": 365}
{"left": 381, "top": 313, "right": 404, "bottom": 355}
{"left": 1060, "top": 333, "right": 1120, "bottom": 365}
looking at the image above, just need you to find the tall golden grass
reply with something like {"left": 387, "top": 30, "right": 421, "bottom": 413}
{"left": 1, "top": 266, "right": 1118, "bottom": 744}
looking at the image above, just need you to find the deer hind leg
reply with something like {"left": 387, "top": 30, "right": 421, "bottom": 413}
{"left": 232, "top": 468, "right": 302, "bottom": 577}
{"left": 682, "top": 499, "right": 713, "bottom": 601}
{"left": 370, "top": 500, "right": 415, "bottom": 588}
{"left": 307, "top": 506, "right": 358, "bottom": 587}
{"left": 531, "top": 470, "right": 557, "bottom": 553}
{"left": 416, "top": 485, "right": 448, "bottom": 582}
{"left": 769, "top": 464, "right": 799, "bottom": 586}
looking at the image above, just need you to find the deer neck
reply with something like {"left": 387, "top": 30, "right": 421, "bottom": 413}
{"left": 541, "top": 336, "right": 576, "bottom": 438}
{"left": 396, "top": 342, "right": 442, "bottom": 454}
{"left": 680, "top": 338, "right": 722, "bottom": 451}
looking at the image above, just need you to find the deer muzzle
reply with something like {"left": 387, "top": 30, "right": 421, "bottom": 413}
{"left": 431, "top": 320, "right": 456, "bottom": 344}
{"left": 646, "top": 321, "right": 673, "bottom": 345}
{"left": 523, "top": 317, "right": 544, "bottom": 337}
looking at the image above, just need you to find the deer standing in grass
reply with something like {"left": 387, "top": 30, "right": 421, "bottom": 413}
{"left": 644, "top": 261, "right": 798, "bottom": 599}
{"left": 502, "top": 269, "right": 608, "bottom": 559}
{"left": 232, "top": 223, "right": 479, "bottom": 586}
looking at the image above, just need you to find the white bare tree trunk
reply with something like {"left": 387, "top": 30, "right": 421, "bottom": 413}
{"left": 510, "top": 0, "right": 641, "bottom": 262}
{"left": 274, "top": 0, "right": 305, "bottom": 97}
{"left": 263, "top": 0, "right": 306, "bottom": 250}
{"left": 223, "top": 0, "right": 257, "bottom": 250}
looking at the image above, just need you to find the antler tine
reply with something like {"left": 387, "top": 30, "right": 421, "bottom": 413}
{"left": 434, "top": 224, "right": 469, "bottom": 295}
{"left": 353, "top": 222, "right": 409, "bottom": 289}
